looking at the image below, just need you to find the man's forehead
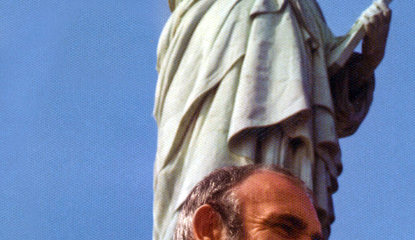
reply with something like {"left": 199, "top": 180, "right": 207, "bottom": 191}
{"left": 234, "top": 170, "right": 322, "bottom": 236}
{"left": 236, "top": 170, "right": 303, "bottom": 193}
{"left": 234, "top": 170, "right": 315, "bottom": 213}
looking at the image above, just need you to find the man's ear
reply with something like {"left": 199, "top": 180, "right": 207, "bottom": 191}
{"left": 192, "top": 204, "right": 225, "bottom": 240}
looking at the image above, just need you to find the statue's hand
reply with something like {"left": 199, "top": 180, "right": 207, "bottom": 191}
{"left": 360, "top": 1, "right": 392, "bottom": 72}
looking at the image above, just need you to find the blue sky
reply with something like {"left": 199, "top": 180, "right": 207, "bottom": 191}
{"left": 0, "top": 1, "right": 413, "bottom": 239}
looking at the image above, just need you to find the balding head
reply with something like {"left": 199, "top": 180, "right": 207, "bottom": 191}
{"left": 174, "top": 165, "right": 321, "bottom": 240}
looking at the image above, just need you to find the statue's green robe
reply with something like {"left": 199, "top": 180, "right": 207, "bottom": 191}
{"left": 154, "top": 0, "right": 374, "bottom": 239}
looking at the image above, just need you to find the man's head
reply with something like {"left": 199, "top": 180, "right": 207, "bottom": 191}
{"left": 174, "top": 165, "right": 323, "bottom": 240}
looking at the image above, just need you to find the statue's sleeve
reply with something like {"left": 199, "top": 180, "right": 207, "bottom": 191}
{"left": 330, "top": 53, "right": 375, "bottom": 138}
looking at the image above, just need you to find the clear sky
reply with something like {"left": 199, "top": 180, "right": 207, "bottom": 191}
{"left": 0, "top": 1, "right": 413, "bottom": 239}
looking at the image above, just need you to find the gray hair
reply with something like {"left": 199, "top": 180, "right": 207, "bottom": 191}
{"left": 173, "top": 164, "right": 310, "bottom": 240}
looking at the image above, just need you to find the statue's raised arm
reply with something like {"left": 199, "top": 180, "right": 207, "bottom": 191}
{"left": 329, "top": 0, "right": 392, "bottom": 72}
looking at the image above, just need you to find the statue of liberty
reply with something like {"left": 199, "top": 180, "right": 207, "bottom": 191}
{"left": 153, "top": 0, "right": 391, "bottom": 238}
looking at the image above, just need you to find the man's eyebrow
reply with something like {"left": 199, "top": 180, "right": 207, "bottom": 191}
{"left": 265, "top": 213, "right": 323, "bottom": 238}
{"left": 265, "top": 213, "right": 307, "bottom": 230}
